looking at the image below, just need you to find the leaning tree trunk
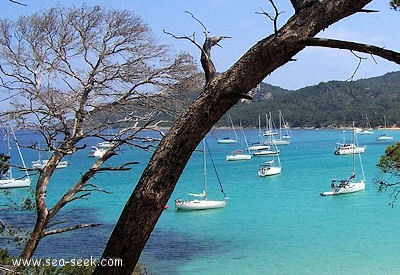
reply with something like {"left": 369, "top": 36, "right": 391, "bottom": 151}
{"left": 19, "top": 160, "right": 59, "bottom": 260}
{"left": 94, "top": 1, "right": 371, "bottom": 274}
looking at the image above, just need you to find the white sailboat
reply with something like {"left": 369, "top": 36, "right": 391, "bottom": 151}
{"left": 265, "top": 112, "right": 289, "bottom": 146}
{"left": 0, "top": 128, "right": 31, "bottom": 189}
{"left": 97, "top": 141, "right": 115, "bottom": 149}
{"left": 376, "top": 134, "right": 393, "bottom": 141}
{"left": 217, "top": 114, "right": 238, "bottom": 144}
{"left": 258, "top": 157, "right": 281, "bottom": 176}
{"left": 248, "top": 116, "right": 270, "bottom": 152}
{"left": 258, "top": 143, "right": 281, "bottom": 176}
{"left": 226, "top": 123, "right": 252, "bottom": 161}
{"left": 88, "top": 146, "right": 107, "bottom": 157}
{"left": 175, "top": 140, "right": 228, "bottom": 211}
{"left": 254, "top": 113, "right": 280, "bottom": 156}
{"left": 334, "top": 138, "right": 365, "bottom": 155}
{"left": 358, "top": 113, "right": 374, "bottom": 135}
{"left": 281, "top": 110, "right": 293, "bottom": 139}
{"left": 321, "top": 122, "right": 366, "bottom": 196}
{"left": 31, "top": 146, "right": 69, "bottom": 169}
{"left": 272, "top": 110, "right": 291, "bottom": 145}
{"left": 377, "top": 115, "right": 393, "bottom": 141}
{"left": 32, "top": 159, "right": 69, "bottom": 169}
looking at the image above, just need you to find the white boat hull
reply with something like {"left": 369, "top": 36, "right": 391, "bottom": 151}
{"left": 253, "top": 150, "right": 279, "bottom": 156}
{"left": 258, "top": 166, "right": 281, "bottom": 176}
{"left": 97, "top": 141, "right": 115, "bottom": 148}
{"left": 0, "top": 177, "right": 31, "bottom": 189}
{"left": 226, "top": 154, "right": 251, "bottom": 161}
{"left": 377, "top": 136, "right": 393, "bottom": 141}
{"left": 175, "top": 199, "right": 227, "bottom": 211}
{"left": 32, "top": 160, "right": 69, "bottom": 169}
{"left": 248, "top": 145, "right": 270, "bottom": 151}
{"left": 267, "top": 139, "right": 290, "bottom": 146}
{"left": 320, "top": 180, "right": 365, "bottom": 196}
{"left": 359, "top": 130, "right": 374, "bottom": 135}
{"left": 334, "top": 144, "right": 365, "bottom": 155}
{"left": 88, "top": 146, "right": 107, "bottom": 157}
{"left": 217, "top": 139, "right": 237, "bottom": 144}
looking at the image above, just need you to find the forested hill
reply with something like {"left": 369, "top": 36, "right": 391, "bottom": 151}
{"left": 225, "top": 71, "right": 400, "bottom": 128}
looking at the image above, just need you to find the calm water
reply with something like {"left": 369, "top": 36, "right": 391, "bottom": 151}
{"left": 2, "top": 129, "right": 400, "bottom": 274}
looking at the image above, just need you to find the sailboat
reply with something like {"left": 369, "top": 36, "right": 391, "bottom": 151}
{"left": 270, "top": 110, "right": 290, "bottom": 145}
{"left": 31, "top": 145, "right": 69, "bottom": 169}
{"left": 333, "top": 137, "right": 365, "bottom": 155}
{"left": 32, "top": 159, "right": 69, "bottom": 169}
{"left": 377, "top": 115, "right": 393, "bottom": 141}
{"left": 88, "top": 146, "right": 108, "bottom": 157}
{"left": 258, "top": 142, "right": 281, "bottom": 176}
{"left": 217, "top": 114, "right": 238, "bottom": 144}
{"left": 0, "top": 128, "right": 31, "bottom": 189}
{"left": 253, "top": 113, "right": 280, "bottom": 156}
{"left": 248, "top": 116, "right": 270, "bottom": 152}
{"left": 321, "top": 122, "right": 365, "bottom": 196}
{"left": 358, "top": 113, "right": 374, "bottom": 135}
{"left": 175, "top": 139, "right": 228, "bottom": 211}
{"left": 225, "top": 123, "right": 252, "bottom": 161}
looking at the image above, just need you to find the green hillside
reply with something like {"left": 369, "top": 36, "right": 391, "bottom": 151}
{"left": 226, "top": 71, "right": 400, "bottom": 128}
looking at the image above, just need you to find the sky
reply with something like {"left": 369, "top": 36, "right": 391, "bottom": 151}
{"left": 1, "top": 0, "right": 399, "bottom": 90}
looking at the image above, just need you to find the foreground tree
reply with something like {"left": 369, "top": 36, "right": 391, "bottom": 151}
{"left": 377, "top": 143, "right": 400, "bottom": 206}
{"left": 94, "top": 0, "right": 400, "bottom": 274}
{"left": 391, "top": 0, "right": 400, "bottom": 10}
{"left": 0, "top": 5, "right": 199, "bottom": 260}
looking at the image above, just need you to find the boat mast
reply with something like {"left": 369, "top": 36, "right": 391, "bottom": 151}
{"left": 6, "top": 130, "right": 11, "bottom": 179}
{"left": 202, "top": 140, "right": 207, "bottom": 200}
{"left": 240, "top": 121, "right": 251, "bottom": 154}
{"left": 11, "top": 128, "right": 30, "bottom": 179}
{"left": 352, "top": 121, "right": 356, "bottom": 176}
{"left": 279, "top": 110, "right": 282, "bottom": 139}
{"left": 229, "top": 114, "right": 238, "bottom": 141}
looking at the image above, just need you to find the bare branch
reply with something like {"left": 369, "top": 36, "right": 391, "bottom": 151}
{"left": 9, "top": 0, "right": 27, "bottom": 6}
{"left": 44, "top": 223, "right": 101, "bottom": 237}
{"left": 164, "top": 11, "right": 230, "bottom": 83}
{"left": 304, "top": 37, "right": 400, "bottom": 65}
{"left": 185, "top": 11, "right": 208, "bottom": 34}
{"left": 256, "top": 0, "right": 285, "bottom": 34}
{"left": 378, "top": 181, "right": 400, "bottom": 208}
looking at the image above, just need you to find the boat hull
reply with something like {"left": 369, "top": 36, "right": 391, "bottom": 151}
{"left": 0, "top": 178, "right": 31, "bottom": 189}
{"left": 217, "top": 139, "right": 237, "bottom": 144}
{"left": 88, "top": 146, "right": 107, "bottom": 157}
{"left": 334, "top": 145, "right": 365, "bottom": 155}
{"left": 226, "top": 154, "right": 251, "bottom": 161}
{"left": 267, "top": 139, "right": 290, "bottom": 146}
{"left": 377, "top": 136, "right": 393, "bottom": 141}
{"left": 253, "top": 150, "right": 279, "bottom": 156}
{"left": 248, "top": 145, "right": 270, "bottom": 151}
{"left": 32, "top": 160, "right": 69, "bottom": 169}
{"left": 258, "top": 166, "right": 281, "bottom": 176}
{"left": 320, "top": 180, "right": 365, "bottom": 196}
{"left": 175, "top": 199, "right": 227, "bottom": 211}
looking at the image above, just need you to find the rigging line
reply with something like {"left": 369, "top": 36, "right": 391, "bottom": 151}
{"left": 204, "top": 139, "right": 227, "bottom": 197}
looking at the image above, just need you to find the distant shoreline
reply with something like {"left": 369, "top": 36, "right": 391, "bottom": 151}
{"left": 156, "top": 126, "right": 400, "bottom": 131}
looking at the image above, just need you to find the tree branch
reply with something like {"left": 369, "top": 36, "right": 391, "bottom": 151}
{"left": 9, "top": 0, "right": 27, "bottom": 6}
{"left": 304, "top": 37, "right": 400, "bottom": 65}
{"left": 256, "top": 0, "right": 284, "bottom": 34}
{"left": 164, "top": 11, "right": 231, "bottom": 83}
{"left": 378, "top": 180, "right": 400, "bottom": 208}
{"left": 44, "top": 223, "right": 101, "bottom": 237}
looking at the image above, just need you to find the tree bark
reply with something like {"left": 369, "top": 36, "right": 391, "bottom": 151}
{"left": 94, "top": 1, "right": 372, "bottom": 274}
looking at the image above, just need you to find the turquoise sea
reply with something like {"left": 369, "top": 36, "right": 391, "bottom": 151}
{"left": 2, "top": 129, "right": 400, "bottom": 274}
